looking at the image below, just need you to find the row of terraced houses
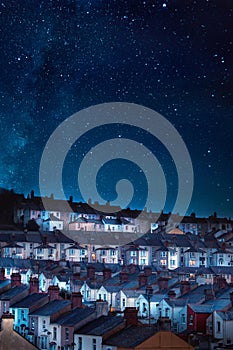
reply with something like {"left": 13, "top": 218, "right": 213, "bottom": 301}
{"left": 1, "top": 189, "right": 233, "bottom": 349}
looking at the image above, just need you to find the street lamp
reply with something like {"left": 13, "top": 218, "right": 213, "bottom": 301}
{"left": 146, "top": 285, "right": 153, "bottom": 327}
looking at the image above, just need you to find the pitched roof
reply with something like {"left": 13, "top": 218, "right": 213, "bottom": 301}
{"left": 217, "top": 311, "right": 233, "bottom": 321}
{"left": 104, "top": 325, "right": 157, "bottom": 347}
{"left": 30, "top": 300, "right": 71, "bottom": 316}
{"left": 54, "top": 307, "right": 95, "bottom": 326}
{"left": 76, "top": 315, "right": 124, "bottom": 336}
{"left": 0, "top": 286, "right": 28, "bottom": 300}
{"left": 11, "top": 293, "right": 48, "bottom": 309}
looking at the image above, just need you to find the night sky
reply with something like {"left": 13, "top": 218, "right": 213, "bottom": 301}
{"left": 0, "top": 0, "right": 232, "bottom": 217}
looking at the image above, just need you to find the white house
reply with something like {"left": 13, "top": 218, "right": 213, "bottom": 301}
{"left": 115, "top": 289, "right": 138, "bottom": 312}
{"left": 207, "top": 310, "right": 233, "bottom": 347}
{"left": 136, "top": 294, "right": 164, "bottom": 319}
{"left": 51, "top": 275, "right": 70, "bottom": 293}
{"left": 96, "top": 286, "right": 121, "bottom": 310}
{"left": 42, "top": 214, "right": 64, "bottom": 231}
{"left": 74, "top": 316, "right": 124, "bottom": 350}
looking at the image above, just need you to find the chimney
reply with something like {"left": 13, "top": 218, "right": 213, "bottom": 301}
{"left": 0, "top": 267, "right": 5, "bottom": 281}
{"left": 59, "top": 260, "right": 67, "bottom": 268}
{"left": 124, "top": 307, "right": 138, "bottom": 327}
{"left": 139, "top": 274, "right": 148, "bottom": 287}
{"left": 168, "top": 290, "right": 176, "bottom": 300}
{"left": 120, "top": 271, "right": 129, "bottom": 283}
{"left": 72, "top": 263, "right": 81, "bottom": 274}
{"left": 87, "top": 265, "right": 95, "bottom": 280}
{"left": 48, "top": 285, "right": 60, "bottom": 301}
{"left": 128, "top": 264, "right": 137, "bottom": 274}
{"left": 215, "top": 276, "right": 227, "bottom": 290}
{"left": 157, "top": 277, "right": 169, "bottom": 291}
{"left": 43, "top": 236, "right": 47, "bottom": 246}
{"left": 180, "top": 281, "right": 191, "bottom": 295}
{"left": 73, "top": 272, "right": 81, "bottom": 281}
{"left": 144, "top": 266, "right": 152, "bottom": 276}
{"left": 222, "top": 242, "right": 226, "bottom": 251}
{"left": 158, "top": 317, "right": 171, "bottom": 331}
{"left": 29, "top": 277, "right": 39, "bottom": 293}
{"left": 103, "top": 268, "right": 112, "bottom": 280}
{"left": 95, "top": 300, "right": 108, "bottom": 318}
{"left": 1, "top": 313, "right": 14, "bottom": 332}
{"left": 204, "top": 288, "right": 215, "bottom": 301}
{"left": 71, "top": 292, "right": 83, "bottom": 309}
{"left": 11, "top": 272, "right": 21, "bottom": 287}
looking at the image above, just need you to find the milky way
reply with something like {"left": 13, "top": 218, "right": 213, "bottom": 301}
{"left": 0, "top": 1, "right": 232, "bottom": 217}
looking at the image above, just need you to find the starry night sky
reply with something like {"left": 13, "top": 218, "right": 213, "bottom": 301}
{"left": 0, "top": 0, "right": 232, "bottom": 217}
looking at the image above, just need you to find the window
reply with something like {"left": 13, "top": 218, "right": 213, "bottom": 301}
{"left": 65, "top": 327, "right": 69, "bottom": 341}
{"left": 78, "top": 337, "right": 82, "bottom": 350}
{"left": 103, "top": 294, "right": 107, "bottom": 301}
{"left": 181, "top": 313, "right": 185, "bottom": 323}
{"left": 170, "top": 259, "right": 176, "bottom": 266}
{"left": 3, "top": 302, "right": 7, "bottom": 313}
{"left": 30, "top": 243, "right": 33, "bottom": 249}
{"left": 160, "top": 252, "right": 166, "bottom": 257}
{"left": 42, "top": 319, "right": 46, "bottom": 329}
{"left": 31, "top": 318, "right": 35, "bottom": 331}
{"left": 131, "top": 251, "right": 137, "bottom": 256}
{"left": 217, "top": 321, "right": 221, "bottom": 333}
{"left": 69, "top": 249, "right": 75, "bottom": 256}
{"left": 122, "top": 298, "right": 126, "bottom": 308}
{"left": 189, "top": 315, "right": 193, "bottom": 325}
{"left": 101, "top": 250, "right": 106, "bottom": 256}
{"left": 219, "top": 258, "right": 223, "bottom": 265}
{"left": 21, "top": 309, "right": 25, "bottom": 320}
{"left": 92, "top": 338, "right": 97, "bottom": 350}
{"left": 165, "top": 307, "right": 169, "bottom": 317}
{"left": 40, "top": 335, "right": 47, "bottom": 350}
{"left": 53, "top": 327, "right": 57, "bottom": 340}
